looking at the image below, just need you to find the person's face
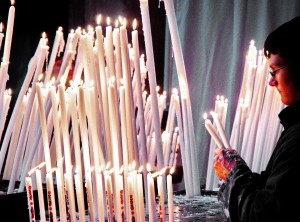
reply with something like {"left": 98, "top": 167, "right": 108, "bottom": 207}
{"left": 268, "top": 54, "right": 300, "bottom": 105}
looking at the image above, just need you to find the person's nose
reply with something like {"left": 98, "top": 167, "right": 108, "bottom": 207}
{"left": 269, "top": 77, "right": 277, "bottom": 87}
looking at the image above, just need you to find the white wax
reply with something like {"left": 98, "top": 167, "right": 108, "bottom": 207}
{"left": 25, "top": 176, "right": 35, "bottom": 222}
{"left": 3, "top": 5, "right": 15, "bottom": 63}
{"left": 167, "top": 174, "right": 174, "bottom": 222}
{"left": 35, "top": 169, "right": 46, "bottom": 222}
{"left": 204, "top": 118, "right": 224, "bottom": 149}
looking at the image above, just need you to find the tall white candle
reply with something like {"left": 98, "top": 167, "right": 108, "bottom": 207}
{"left": 3, "top": 3, "right": 15, "bottom": 63}
{"left": 25, "top": 175, "right": 36, "bottom": 222}
{"left": 157, "top": 168, "right": 166, "bottom": 222}
{"left": 139, "top": 0, "right": 164, "bottom": 168}
{"left": 203, "top": 113, "right": 224, "bottom": 149}
{"left": 36, "top": 83, "right": 52, "bottom": 172}
{"left": 137, "top": 168, "right": 145, "bottom": 222}
{"left": 35, "top": 163, "right": 47, "bottom": 222}
{"left": 210, "top": 111, "right": 231, "bottom": 149}
{"left": 95, "top": 168, "right": 105, "bottom": 222}
{"left": 85, "top": 169, "right": 96, "bottom": 222}
{"left": 0, "top": 22, "right": 4, "bottom": 51}
{"left": 64, "top": 169, "right": 77, "bottom": 222}
{"left": 147, "top": 164, "right": 157, "bottom": 222}
{"left": 46, "top": 171, "right": 57, "bottom": 222}
{"left": 74, "top": 172, "right": 86, "bottom": 222}
{"left": 132, "top": 19, "right": 148, "bottom": 167}
{"left": 167, "top": 167, "right": 175, "bottom": 222}
{"left": 55, "top": 167, "right": 67, "bottom": 222}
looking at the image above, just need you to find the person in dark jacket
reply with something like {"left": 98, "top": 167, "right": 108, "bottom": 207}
{"left": 213, "top": 16, "right": 300, "bottom": 222}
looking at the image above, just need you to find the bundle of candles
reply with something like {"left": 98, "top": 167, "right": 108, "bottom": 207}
{"left": 0, "top": 0, "right": 200, "bottom": 221}
{"left": 204, "top": 40, "right": 283, "bottom": 190}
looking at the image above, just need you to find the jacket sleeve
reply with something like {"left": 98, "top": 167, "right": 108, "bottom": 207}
{"left": 217, "top": 132, "right": 300, "bottom": 222}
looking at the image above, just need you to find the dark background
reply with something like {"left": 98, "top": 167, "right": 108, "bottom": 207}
{"left": 0, "top": 0, "right": 166, "bottom": 115}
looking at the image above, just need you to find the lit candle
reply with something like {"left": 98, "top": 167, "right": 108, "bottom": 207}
{"left": 105, "top": 17, "right": 115, "bottom": 78}
{"left": 105, "top": 166, "right": 114, "bottom": 222}
{"left": 147, "top": 164, "right": 157, "bottom": 222}
{"left": 46, "top": 170, "right": 57, "bottom": 222}
{"left": 116, "top": 167, "right": 125, "bottom": 222}
{"left": 132, "top": 19, "right": 148, "bottom": 167}
{"left": 36, "top": 83, "right": 52, "bottom": 172}
{"left": 64, "top": 169, "right": 77, "bottom": 222}
{"left": 210, "top": 111, "right": 231, "bottom": 149}
{"left": 157, "top": 168, "right": 166, "bottom": 222}
{"left": 137, "top": 166, "right": 145, "bottom": 222}
{"left": 74, "top": 172, "right": 86, "bottom": 222}
{"left": 167, "top": 167, "right": 175, "bottom": 222}
{"left": 25, "top": 170, "right": 36, "bottom": 222}
{"left": 95, "top": 167, "right": 105, "bottom": 222}
{"left": 45, "top": 26, "right": 64, "bottom": 83}
{"left": 3, "top": 1, "right": 15, "bottom": 63}
{"left": 139, "top": 0, "right": 164, "bottom": 168}
{"left": 113, "top": 19, "right": 122, "bottom": 89}
{"left": 0, "top": 22, "right": 4, "bottom": 50}
{"left": 203, "top": 113, "right": 224, "bottom": 149}
{"left": 127, "top": 174, "right": 136, "bottom": 222}
{"left": 55, "top": 166, "right": 67, "bottom": 222}
{"left": 85, "top": 168, "right": 95, "bottom": 222}
{"left": 119, "top": 20, "right": 139, "bottom": 164}
{"left": 35, "top": 163, "right": 46, "bottom": 222}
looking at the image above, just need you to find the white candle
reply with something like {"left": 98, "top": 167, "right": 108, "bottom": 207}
{"left": 127, "top": 175, "right": 136, "bottom": 222}
{"left": 137, "top": 169, "right": 145, "bottom": 222}
{"left": 147, "top": 164, "right": 157, "bottom": 222}
{"left": 116, "top": 170, "right": 125, "bottom": 222}
{"left": 64, "top": 170, "right": 76, "bottom": 222}
{"left": 74, "top": 172, "right": 86, "bottom": 222}
{"left": 157, "top": 169, "right": 166, "bottom": 222}
{"left": 132, "top": 19, "right": 148, "bottom": 167}
{"left": 105, "top": 17, "right": 115, "bottom": 78}
{"left": 36, "top": 83, "right": 52, "bottom": 172}
{"left": 105, "top": 168, "right": 114, "bottom": 222}
{"left": 0, "top": 22, "right": 4, "bottom": 50}
{"left": 139, "top": 0, "right": 164, "bottom": 168}
{"left": 25, "top": 175, "right": 36, "bottom": 222}
{"left": 46, "top": 171, "right": 57, "bottom": 222}
{"left": 95, "top": 169, "right": 105, "bottom": 222}
{"left": 3, "top": 3, "right": 15, "bottom": 63}
{"left": 210, "top": 111, "right": 231, "bottom": 149}
{"left": 85, "top": 169, "right": 96, "bottom": 222}
{"left": 45, "top": 27, "right": 64, "bottom": 83}
{"left": 35, "top": 165, "right": 46, "bottom": 222}
{"left": 203, "top": 113, "right": 224, "bottom": 149}
{"left": 55, "top": 167, "right": 67, "bottom": 222}
{"left": 167, "top": 167, "right": 175, "bottom": 222}
{"left": 120, "top": 23, "right": 139, "bottom": 164}
{"left": 113, "top": 22, "right": 122, "bottom": 89}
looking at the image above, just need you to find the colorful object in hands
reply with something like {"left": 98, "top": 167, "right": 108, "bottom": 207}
{"left": 214, "top": 147, "right": 237, "bottom": 180}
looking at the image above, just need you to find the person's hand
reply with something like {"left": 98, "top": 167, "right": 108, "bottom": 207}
{"left": 214, "top": 147, "right": 238, "bottom": 180}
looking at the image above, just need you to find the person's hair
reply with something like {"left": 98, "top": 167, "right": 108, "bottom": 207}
{"left": 264, "top": 16, "right": 300, "bottom": 79}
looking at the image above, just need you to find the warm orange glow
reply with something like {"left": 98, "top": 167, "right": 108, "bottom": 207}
{"left": 11, "top": 0, "right": 15, "bottom": 5}
{"left": 0, "top": 22, "right": 3, "bottom": 33}
{"left": 96, "top": 14, "right": 102, "bottom": 25}
{"left": 133, "top": 18, "right": 137, "bottom": 30}
{"left": 170, "top": 166, "right": 175, "bottom": 175}
{"left": 106, "top": 17, "right": 111, "bottom": 26}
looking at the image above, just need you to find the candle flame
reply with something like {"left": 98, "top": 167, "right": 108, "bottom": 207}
{"left": 175, "top": 127, "right": 179, "bottom": 133}
{"left": 138, "top": 165, "right": 143, "bottom": 173}
{"left": 96, "top": 14, "right": 102, "bottom": 25}
{"left": 119, "top": 166, "right": 124, "bottom": 174}
{"left": 115, "top": 20, "right": 119, "bottom": 28}
{"left": 159, "top": 167, "right": 167, "bottom": 176}
{"left": 11, "top": 0, "right": 15, "bottom": 5}
{"left": 147, "top": 163, "right": 152, "bottom": 172}
{"left": 42, "top": 32, "right": 47, "bottom": 39}
{"left": 6, "top": 88, "right": 12, "bottom": 96}
{"left": 151, "top": 171, "right": 159, "bottom": 178}
{"left": 0, "top": 22, "right": 3, "bottom": 33}
{"left": 250, "top": 40, "right": 255, "bottom": 46}
{"left": 106, "top": 162, "right": 111, "bottom": 170}
{"left": 132, "top": 160, "right": 136, "bottom": 170}
{"left": 107, "top": 168, "right": 114, "bottom": 175}
{"left": 216, "top": 95, "right": 220, "bottom": 100}
{"left": 170, "top": 166, "right": 175, "bottom": 175}
{"left": 28, "top": 166, "right": 38, "bottom": 176}
{"left": 58, "top": 26, "right": 63, "bottom": 32}
{"left": 38, "top": 162, "right": 46, "bottom": 169}
{"left": 123, "top": 18, "right": 127, "bottom": 28}
{"left": 106, "top": 17, "right": 111, "bottom": 26}
{"left": 133, "top": 19, "right": 137, "bottom": 30}
{"left": 203, "top": 112, "right": 208, "bottom": 120}
{"left": 118, "top": 16, "right": 123, "bottom": 26}
{"left": 38, "top": 74, "right": 44, "bottom": 82}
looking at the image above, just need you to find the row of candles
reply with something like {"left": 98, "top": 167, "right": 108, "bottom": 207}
{"left": 0, "top": 0, "right": 15, "bottom": 142}
{"left": 204, "top": 40, "right": 283, "bottom": 190}
{"left": 0, "top": 0, "right": 199, "bottom": 221}
{"left": 25, "top": 161, "right": 175, "bottom": 222}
